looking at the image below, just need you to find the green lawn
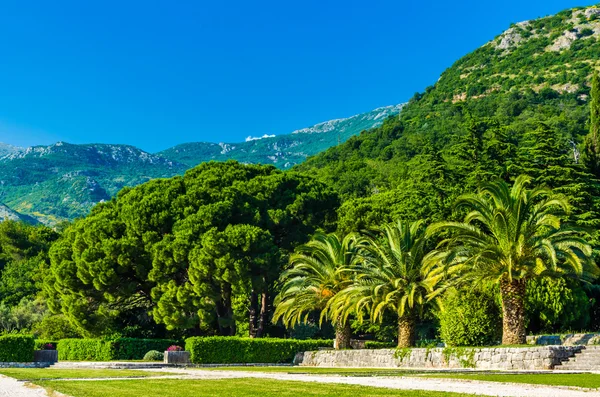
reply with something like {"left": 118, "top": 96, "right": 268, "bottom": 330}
{"left": 0, "top": 368, "right": 170, "bottom": 381}
{"left": 36, "top": 378, "right": 472, "bottom": 397}
{"left": 196, "top": 367, "right": 600, "bottom": 388}
{"left": 198, "top": 366, "right": 416, "bottom": 375}
{"left": 420, "top": 373, "right": 600, "bottom": 389}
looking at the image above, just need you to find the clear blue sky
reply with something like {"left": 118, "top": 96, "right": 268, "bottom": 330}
{"left": 0, "top": 0, "right": 595, "bottom": 152}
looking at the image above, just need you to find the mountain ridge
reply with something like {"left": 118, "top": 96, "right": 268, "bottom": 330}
{"left": 157, "top": 103, "right": 404, "bottom": 169}
{"left": 0, "top": 104, "right": 403, "bottom": 224}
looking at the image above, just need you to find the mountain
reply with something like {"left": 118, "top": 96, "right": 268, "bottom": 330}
{"left": 0, "top": 203, "right": 38, "bottom": 224}
{"left": 157, "top": 104, "right": 404, "bottom": 169}
{"left": 296, "top": 5, "right": 600, "bottom": 231}
{"left": 0, "top": 104, "right": 402, "bottom": 225}
{"left": 0, "top": 142, "right": 187, "bottom": 225}
{"left": 0, "top": 143, "right": 22, "bottom": 158}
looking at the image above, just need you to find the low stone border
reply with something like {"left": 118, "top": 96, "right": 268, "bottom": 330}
{"left": 0, "top": 362, "right": 54, "bottom": 368}
{"left": 296, "top": 346, "right": 583, "bottom": 370}
{"left": 527, "top": 334, "right": 600, "bottom": 346}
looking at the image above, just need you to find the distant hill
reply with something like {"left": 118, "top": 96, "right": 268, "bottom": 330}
{"left": 157, "top": 104, "right": 404, "bottom": 169}
{"left": 0, "top": 142, "right": 187, "bottom": 224}
{"left": 0, "top": 143, "right": 22, "bottom": 158}
{"left": 0, "top": 203, "right": 38, "bottom": 224}
{"left": 0, "top": 104, "right": 403, "bottom": 224}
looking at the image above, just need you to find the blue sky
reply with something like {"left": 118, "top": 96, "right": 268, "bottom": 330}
{"left": 0, "top": 1, "right": 595, "bottom": 152}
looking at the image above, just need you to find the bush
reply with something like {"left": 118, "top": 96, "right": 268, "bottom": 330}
{"left": 438, "top": 289, "right": 501, "bottom": 347}
{"left": 0, "top": 335, "right": 35, "bottom": 362}
{"left": 143, "top": 350, "right": 164, "bottom": 361}
{"left": 34, "top": 340, "right": 59, "bottom": 350}
{"left": 33, "top": 315, "right": 81, "bottom": 340}
{"left": 113, "top": 338, "right": 179, "bottom": 360}
{"left": 185, "top": 337, "right": 332, "bottom": 364}
{"left": 57, "top": 338, "right": 181, "bottom": 361}
{"left": 364, "top": 341, "right": 396, "bottom": 349}
{"left": 57, "top": 339, "right": 114, "bottom": 361}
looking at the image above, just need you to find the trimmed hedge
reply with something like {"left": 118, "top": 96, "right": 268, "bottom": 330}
{"left": 364, "top": 341, "right": 396, "bottom": 349}
{"left": 57, "top": 338, "right": 180, "bottom": 361}
{"left": 57, "top": 339, "right": 114, "bottom": 361}
{"left": 185, "top": 337, "right": 333, "bottom": 364}
{"left": 113, "top": 338, "right": 179, "bottom": 360}
{"left": 35, "top": 340, "right": 59, "bottom": 350}
{"left": 0, "top": 335, "right": 35, "bottom": 362}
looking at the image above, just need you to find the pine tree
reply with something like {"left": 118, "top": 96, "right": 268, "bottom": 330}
{"left": 517, "top": 123, "right": 600, "bottom": 236}
{"left": 584, "top": 71, "right": 600, "bottom": 177}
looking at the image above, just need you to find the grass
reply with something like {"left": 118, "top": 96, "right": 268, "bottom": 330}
{"left": 36, "top": 378, "right": 473, "bottom": 397}
{"left": 420, "top": 373, "right": 600, "bottom": 389}
{"left": 196, "top": 367, "right": 600, "bottom": 388}
{"left": 0, "top": 368, "right": 171, "bottom": 381}
{"left": 199, "top": 367, "right": 419, "bottom": 375}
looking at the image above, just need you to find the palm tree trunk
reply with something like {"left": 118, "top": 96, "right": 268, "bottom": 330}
{"left": 397, "top": 315, "right": 416, "bottom": 348}
{"left": 334, "top": 319, "right": 351, "bottom": 349}
{"left": 499, "top": 278, "right": 527, "bottom": 345}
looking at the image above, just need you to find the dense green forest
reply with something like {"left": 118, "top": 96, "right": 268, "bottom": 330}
{"left": 3, "top": 5, "right": 600, "bottom": 346}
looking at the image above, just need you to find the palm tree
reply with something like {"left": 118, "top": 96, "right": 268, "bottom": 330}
{"left": 329, "top": 220, "right": 443, "bottom": 348}
{"left": 427, "top": 175, "right": 598, "bottom": 345}
{"left": 272, "top": 232, "right": 361, "bottom": 349}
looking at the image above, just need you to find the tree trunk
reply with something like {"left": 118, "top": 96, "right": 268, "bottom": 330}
{"left": 397, "top": 316, "right": 415, "bottom": 348}
{"left": 499, "top": 278, "right": 527, "bottom": 345}
{"left": 220, "top": 284, "right": 236, "bottom": 336}
{"left": 256, "top": 290, "right": 268, "bottom": 338}
{"left": 334, "top": 319, "right": 352, "bottom": 350}
{"left": 249, "top": 291, "right": 258, "bottom": 338}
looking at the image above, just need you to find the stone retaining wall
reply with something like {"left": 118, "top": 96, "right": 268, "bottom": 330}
{"left": 0, "top": 362, "right": 53, "bottom": 368}
{"left": 527, "top": 333, "right": 600, "bottom": 346}
{"left": 295, "top": 346, "right": 582, "bottom": 370}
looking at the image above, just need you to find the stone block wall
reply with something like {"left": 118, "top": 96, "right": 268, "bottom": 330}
{"left": 527, "top": 333, "right": 600, "bottom": 346}
{"left": 0, "top": 362, "right": 53, "bottom": 368}
{"left": 296, "top": 346, "right": 582, "bottom": 370}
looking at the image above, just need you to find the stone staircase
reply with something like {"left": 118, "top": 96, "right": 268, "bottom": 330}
{"left": 555, "top": 345, "right": 600, "bottom": 371}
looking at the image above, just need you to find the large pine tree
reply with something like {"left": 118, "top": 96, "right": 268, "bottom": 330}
{"left": 584, "top": 71, "right": 600, "bottom": 178}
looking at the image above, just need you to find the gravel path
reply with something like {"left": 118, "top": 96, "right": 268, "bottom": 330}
{"left": 0, "top": 376, "right": 50, "bottom": 397}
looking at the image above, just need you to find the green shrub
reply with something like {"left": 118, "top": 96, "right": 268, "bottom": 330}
{"left": 0, "top": 335, "right": 35, "bottom": 362}
{"left": 143, "top": 350, "right": 164, "bottom": 361}
{"left": 113, "top": 338, "right": 179, "bottom": 360}
{"left": 34, "top": 340, "right": 59, "bottom": 350}
{"left": 185, "top": 337, "right": 332, "bottom": 364}
{"left": 57, "top": 339, "right": 115, "bottom": 361}
{"left": 33, "top": 315, "right": 81, "bottom": 340}
{"left": 57, "top": 338, "right": 180, "bottom": 361}
{"left": 438, "top": 289, "right": 501, "bottom": 347}
{"left": 364, "top": 341, "right": 396, "bottom": 349}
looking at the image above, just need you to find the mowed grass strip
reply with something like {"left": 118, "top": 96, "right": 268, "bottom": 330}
{"left": 199, "top": 366, "right": 418, "bottom": 375}
{"left": 36, "top": 378, "right": 473, "bottom": 397}
{"left": 198, "top": 367, "right": 600, "bottom": 389}
{"left": 0, "top": 368, "right": 171, "bottom": 381}
{"left": 418, "top": 373, "right": 600, "bottom": 389}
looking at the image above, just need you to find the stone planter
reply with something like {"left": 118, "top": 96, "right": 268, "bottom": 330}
{"left": 164, "top": 351, "right": 191, "bottom": 364}
{"left": 34, "top": 350, "right": 58, "bottom": 363}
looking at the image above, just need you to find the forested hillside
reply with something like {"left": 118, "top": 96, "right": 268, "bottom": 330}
{"left": 297, "top": 6, "right": 600, "bottom": 236}
{"left": 0, "top": 104, "right": 401, "bottom": 225}
{"left": 158, "top": 104, "right": 403, "bottom": 169}
{"left": 0, "top": 142, "right": 187, "bottom": 225}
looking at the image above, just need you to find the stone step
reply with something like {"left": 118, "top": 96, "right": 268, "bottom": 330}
{"left": 559, "top": 358, "right": 600, "bottom": 363}
{"left": 556, "top": 365, "right": 598, "bottom": 370}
